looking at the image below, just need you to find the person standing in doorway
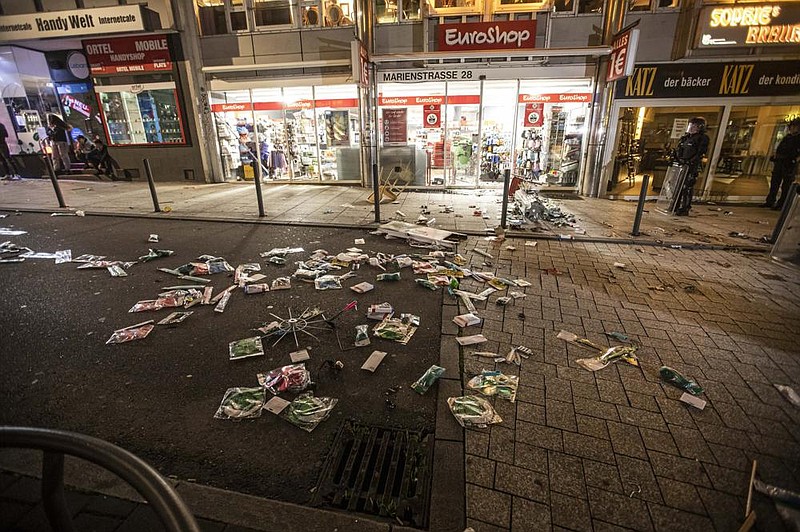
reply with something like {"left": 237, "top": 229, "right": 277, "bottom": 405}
{"left": 47, "top": 114, "right": 72, "bottom": 174}
{"left": 763, "top": 117, "right": 800, "bottom": 210}
{"left": 0, "top": 122, "right": 21, "bottom": 180}
{"left": 673, "top": 116, "right": 709, "bottom": 216}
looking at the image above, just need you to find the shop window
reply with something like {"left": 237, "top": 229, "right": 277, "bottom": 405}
{"left": 553, "top": 0, "right": 577, "bottom": 14}
{"left": 629, "top": 0, "right": 678, "bottom": 12}
{"left": 323, "top": 0, "right": 355, "bottom": 25}
{"left": 97, "top": 84, "right": 186, "bottom": 146}
{"left": 577, "top": 0, "right": 601, "bottom": 14}
{"left": 301, "top": 1, "right": 322, "bottom": 26}
{"left": 254, "top": 0, "right": 293, "bottom": 25}
{"left": 494, "top": 0, "right": 547, "bottom": 14}
{"left": 425, "top": 0, "right": 482, "bottom": 16}
{"left": 197, "top": 0, "right": 228, "bottom": 35}
{"left": 376, "top": 0, "right": 421, "bottom": 22}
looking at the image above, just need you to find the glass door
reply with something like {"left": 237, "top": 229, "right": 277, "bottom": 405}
{"left": 283, "top": 86, "right": 318, "bottom": 181}
{"left": 252, "top": 87, "right": 289, "bottom": 181}
{"left": 444, "top": 81, "right": 480, "bottom": 187}
{"left": 480, "top": 80, "right": 517, "bottom": 187}
{"left": 313, "top": 84, "right": 361, "bottom": 182}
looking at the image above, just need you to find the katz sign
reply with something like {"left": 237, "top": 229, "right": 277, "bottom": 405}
{"left": 438, "top": 20, "right": 537, "bottom": 51}
{"left": 84, "top": 35, "right": 172, "bottom": 75}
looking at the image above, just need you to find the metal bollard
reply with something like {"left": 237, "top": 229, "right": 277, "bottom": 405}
{"left": 253, "top": 161, "right": 265, "bottom": 218}
{"left": 372, "top": 163, "right": 381, "bottom": 223}
{"left": 142, "top": 159, "right": 161, "bottom": 213}
{"left": 500, "top": 168, "right": 511, "bottom": 229}
{"left": 770, "top": 182, "right": 798, "bottom": 244}
{"left": 44, "top": 155, "right": 67, "bottom": 208}
{"left": 631, "top": 174, "right": 650, "bottom": 236}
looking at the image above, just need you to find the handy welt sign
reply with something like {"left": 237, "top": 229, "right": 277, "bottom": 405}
{"left": 0, "top": 5, "right": 146, "bottom": 41}
{"left": 438, "top": 20, "right": 537, "bottom": 52}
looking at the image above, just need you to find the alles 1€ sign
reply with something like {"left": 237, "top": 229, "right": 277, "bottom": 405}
{"left": 438, "top": 20, "right": 537, "bottom": 51}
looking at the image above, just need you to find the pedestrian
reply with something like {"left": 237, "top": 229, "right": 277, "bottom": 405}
{"left": 0, "top": 122, "right": 21, "bottom": 180}
{"left": 47, "top": 114, "right": 73, "bottom": 174}
{"left": 763, "top": 117, "right": 800, "bottom": 210}
{"left": 672, "top": 116, "right": 709, "bottom": 216}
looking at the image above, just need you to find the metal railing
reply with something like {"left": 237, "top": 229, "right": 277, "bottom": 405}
{"left": 0, "top": 426, "right": 200, "bottom": 532}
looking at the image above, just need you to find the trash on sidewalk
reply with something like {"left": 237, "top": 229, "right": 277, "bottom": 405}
{"left": 213, "top": 387, "right": 266, "bottom": 420}
{"left": 228, "top": 336, "right": 265, "bottom": 361}
{"left": 374, "top": 220, "right": 461, "bottom": 249}
{"left": 411, "top": 365, "right": 445, "bottom": 394}
{"left": 453, "top": 313, "right": 481, "bottom": 327}
{"left": 0, "top": 228, "right": 27, "bottom": 236}
{"left": 467, "top": 370, "right": 519, "bottom": 402}
{"left": 447, "top": 395, "right": 502, "bottom": 428}
{"left": 557, "top": 330, "right": 604, "bottom": 351}
{"left": 258, "top": 363, "right": 311, "bottom": 394}
{"left": 361, "top": 350, "right": 387, "bottom": 372}
{"left": 138, "top": 249, "right": 174, "bottom": 262}
{"left": 659, "top": 366, "right": 703, "bottom": 395}
{"left": 289, "top": 348, "right": 311, "bottom": 363}
{"left": 576, "top": 345, "right": 639, "bottom": 372}
{"left": 366, "top": 302, "right": 393, "bottom": 320}
{"left": 605, "top": 331, "right": 631, "bottom": 343}
{"left": 774, "top": 384, "right": 800, "bottom": 407}
{"left": 350, "top": 281, "right": 374, "bottom": 293}
{"left": 157, "top": 311, "right": 193, "bottom": 325}
{"left": 415, "top": 278, "right": 438, "bottom": 290}
{"left": 456, "top": 334, "right": 488, "bottom": 346}
{"left": 260, "top": 247, "right": 304, "bottom": 258}
{"left": 377, "top": 272, "right": 401, "bottom": 281}
{"left": 373, "top": 313, "right": 418, "bottom": 344}
{"left": 148, "top": 234, "right": 159, "bottom": 243}
{"left": 679, "top": 392, "right": 707, "bottom": 410}
{"left": 271, "top": 277, "right": 291, "bottom": 290}
{"left": 314, "top": 275, "right": 342, "bottom": 290}
{"left": 281, "top": 392, "right": 338, "bottom": 432}
{"left": 244, "top": 283, "right": 270, "bottom": 294}
{"left": 129, "top": 296, "right": 184, "bottom": 312}
{"left": 105, "top": 320, "right": 155, "bottom": 344}
{"left": 355, "top": 324, "right": 370, "bottom": 346}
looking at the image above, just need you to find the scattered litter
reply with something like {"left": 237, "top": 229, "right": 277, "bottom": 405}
{"left": 264, "top": 396, "right": 291, "bottom": 415}
{"left": 354, "top": 324, "right": 370, "bottom": 346}
{"left": 447, "top": 396, "right": 502, "bottom": 428}
{"left": 260, "top": 247, "right": 304, "bottom": 258}
{"left": 775, "top": 384, "right": 800, "bottom": 407}
{"left": 258, "top": 363, "right": 311, "bottom": 394}
{"left": 411, "top": 365, "right": 445, "bottom": 394}
{"left": 375, "top": 220, "right": 460, "bottom": 248}
{"left": 605, "top": 331, "right": 629, "bottom": 342}
{"left": 213, "top": 387, "right": 266, "bottom": 420}
{"left": 629, "top": 484, "right": 642, "bottom": 498}
{"left": 366, "top": 302, "right": 393, "bottom": 320}
{"left": 214, "top": 290, "right": 232, "bottom": 312}
{"left": 289, "top": 348, "right": 311, "bottom": 363}
{"left": 496, "top": 296, "right": 512, "bottom": 306}
{"left": 679, "top": 392, "right": 707, "bottom": 410}
{"left": 105, "top": 320, "right": 155, "bottom": 344}
{"left": 158, "top": 311, "right": 193, "bottom": 325}
{"left": 148, "top": 234, "right": 159, "bottom": 243}
{"left": 281, "top": 392, "right": 337, "bottom": 432}
{"left": 354, "top": 238, "right": 365, "bottom": 245}
{"left": 271, "top": 277, "right": 291, "bottom": 290}
{"left": 473, "top": 249, "right": 493, "bottom": 259}
{"left": 613, "top": 262, "right": 626, "bottom": 269}
{"left": 467, "top": 370, "right": 519, "bottom": 402}
{"left": 107, "top": 264, "right": 127, "bottom": 277}
{"left": 576, "top": 346, "right": 639, "bottom": 372}
{"left": 557, "top": 330, "right": 604, "bottom": 351}
{"left": 244, "top": 283, "right": 270, "bottom": 294}
{"left": 376, "top": 272, "right": 401, "bottom": 281}
{"left": 228, "top": 337, "right": 264, "bottom": 361}
{"left": 350, "top": 281, "right": 374, "bottom": 293}
{"left": 314, "top": 275, "right": 342, "bottom": 290}
{"left": 373, "top": 313, "right": 418, "bottom": 344}
{"left": 139, "top": 249, "right": 174, "bottom": 262}
{"left": 456, "top": 334, "right": 488, "bottom": 346}
{"left": 453, "top": 313, "right": 481, "bottom": 327}
{"left": 660, "top": 366, "right": 703, "bottom": 395}
{"left": 524, "top": 241, "right": 537, "bottom": 247}
{"left": 0, "top": 228, "right": 27, "bottom": 236}
{"left": 361, "top": 350, "right": 387, "bottom": 372}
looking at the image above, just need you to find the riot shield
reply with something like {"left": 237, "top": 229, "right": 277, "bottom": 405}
{"left": 655, "top": 163, "right": 688, "bottom": 215}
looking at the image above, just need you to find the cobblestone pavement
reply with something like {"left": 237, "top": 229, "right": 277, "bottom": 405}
{"left": 446, "top": 237, "right": 800, "bottom": 532}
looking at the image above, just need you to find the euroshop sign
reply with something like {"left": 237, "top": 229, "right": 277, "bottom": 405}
{"left": 696, "top": 3, "right": 800, "bottom": 48}
{"left": 0, "top": 5, "right": 152, "bottom": 41}
{"left": 438, "top": 20, "right": 537, "bottom": 51}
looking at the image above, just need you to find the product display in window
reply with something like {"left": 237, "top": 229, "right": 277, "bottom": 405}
{"left": 98, "top": 87, "right": 185, "bottom": 146}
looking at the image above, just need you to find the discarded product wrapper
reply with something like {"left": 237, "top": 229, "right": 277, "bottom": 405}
{"left": 281, "top": 392, "right": 337, "bottom": 432}
{"left": 679, "top": 392, "right": 707, "bottom": 410}
{"left": 228, "top": 336, "right": 265, "bottom": 361}
{"left": 129, "top": 296, "right": 184, "bottom": 313}
{"left": 411, "top": 365, "right": 445, "bottom": 394}
{"left": 557, "top": 330, "right": 605, "bottom": 351}
{"left": 361, "top": 350, "right": 387, "bottom": 372}
{"left": 373, "top": 314, "right": 418, "bottom": 344}
{"left": 467, "top": 370, "right": 519, "bottom": 402}
{"left": 271, "top": 277, "right": 291, "bottom": 290}
{"left": 774, "top": 384, "right": 800, "bottom": 407}
{"left": 138, "top": 249, "right": 174, "bottom": 262}
{"left": 213, "top": 387, "right": 266, "bottom": 420}
{"left": 605, "top": 331, "right": 630, "bottom": 342}
{"left": 158, "top": 311, "right": 193, "bottom": 325}
{"left": 377, "top": 272, "right": 401, "bottom": 281}
{"left": 264, "top": 396, "right": 291, "bottom": 415}
{"left": 576, "top": 346, "right": 639, "bottom": 372}
{"left": 244, "top": 283, "right": 270, "bottom": 294}
{"left": 366, "top": 302, "right": 393, "bottom": 320}
{"left": 660, "top": 366, "right": 703, "bottom": 395}
{"left": 415, "top": 278, "right": 438, "bottom": 290}
{"left": 289, "top": 348, "right": 311, "bottom": 363}
{"left": 260, "top": 247, "right": 304, "bottom": 258}
{"left": 105, "top": 320, "right": 155, "bottom": 345}
{"left": 258, "top": 363, "right": 311, "bottom": 395}
{"left": 456, "top": 334, "right": 488, "bottom": 346}
{"left": 350, "top": 282, "right": 374, "bottom": 293}
{"left": 447, "top": 396, "right": 503, "bottom": 428}
{"left": 354, "top": 324, "right": 371, "bottom": 347}
{"left": 453, "top": 313, "right": 482, "bottom": 327}
{"left": 315, "top": 275, "right": 342, "bottom": 290}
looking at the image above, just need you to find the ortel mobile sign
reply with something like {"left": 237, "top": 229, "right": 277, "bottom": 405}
{"left": 0, "top": 5, "right": 147, "bottom": 41}
{"left": 696, "top": 3, "right": 800, "bottom": 48}
{"left": 84, "top": 35, "right": 172, "bottom": 75}
{"left": 438, "top": 20, "right": 537, "bottom": 51}
{"left": 614, "top": 61, "right": 800, "bottom": 99}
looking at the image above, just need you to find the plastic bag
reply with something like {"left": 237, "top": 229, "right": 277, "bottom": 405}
{"left": 576, "top": 345, "right": 639, "bottom": 372}
{"left": 467, "top": 370, "right": 519, "bottom": 402}
{"left": 415, "top": 278, "right": 438, "bottom": 290}
{"left": 447, "top": 395, "right": 503, "bottom": 428}
{"left": 281, "top": 392, "right": 337, "bottom": 432}
{"left": 315, "top": 275, "right": 342, "bottom": 290}
{"left": 376, "top": 272, "right": 401, "bottom": 281}
{"left": 138, "top": 249, "right": 174, "bottom": 262}
{"left": 373, "top": 315, "right": 418, "bottom": 344}
{"left": 228, "top": 337, "right": 265, "bottom": 361}
{"left": 213, "top": 387, "right": 266, "bottom": 420}
{"left": 411, "top": 365, "right": 445, "bottom": 394}
{"left": 157, "top": 311, "right": 193, "bottom": 325}
{"left": 660, "top": 366, "right": 703, "bottom": 395}
{"left": 355, "top": 324, "right": 370, "bottom": 347}
{"left": 257, "top": 363, "right": 311, "bottom": 395}
{"left": 271, "top": 277, "right": 291, "bottom": 290}
{"left": 105, "top": 321, "right": 155, "bottom": 344}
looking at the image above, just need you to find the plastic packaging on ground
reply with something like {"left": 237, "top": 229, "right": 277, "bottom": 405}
{"left": 228, "top": 336, "right": 265, "bottom": 361}
{"left": 659, "top": 366, "right": 704, "bottom": 395}
{"left": 447, "top": 395, "right": 503, "bottom": 428}
{"left": 213, "top": 387, "right": 266, "bottom": 420}
{"left": 576, "top": 345, "right": 639, "bottom": 372}
{"left": 411, "top": 365, "right": 445, "bottom": 394}
{"left": 467, "top": 370, "right": 519, "bottom": 402}
{"left": 281, "top": 392, "right": 338, "bottom": 432}
{"left": 105, "top": 321, "right": 155, "bottom": 344}
{"left": 257, "top": 363, "right": 311, "bottom": 394}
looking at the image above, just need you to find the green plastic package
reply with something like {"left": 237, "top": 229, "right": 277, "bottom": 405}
{"left": 447, "top": 395, "right": 503, "bottom": 428}
{"left": 214, "top": 387, "right": 266, "bottom": 420}
{"left": 411, "top": 365, "right": 445, "bottom": 394}
{"left": 660, "top": 366, "right": 703, "bottom": 396}
{"left": 281, "top": 392, "right": 338, "bottom": 432}
{"left": 467, "top": 370, "right": 519, "bottom": 402}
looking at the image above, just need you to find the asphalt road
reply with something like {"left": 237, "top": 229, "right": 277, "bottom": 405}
{"left": 0, "top": 212, "right": 442, "bottom": 504}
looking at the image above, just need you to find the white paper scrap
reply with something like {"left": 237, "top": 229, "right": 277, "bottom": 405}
{"left": 679, "top": 392, "right": 707, "bottom": 410}
{"left": 456, "top": 334, "right": 488, "bottom": 346}
{"left": 453, "top": 313, "right": 482, "bottom": 327}
{"left": 264, "top": 396, "right": 291, "bottom": 415}
{"left": 290, "top": 348, "right": 311, "bottom": 363}
{"left": 361, "top": 351, "right": 387, "bottom": 372}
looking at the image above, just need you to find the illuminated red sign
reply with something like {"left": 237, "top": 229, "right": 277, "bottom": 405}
{"left": 438, "top": 21, "right": 537, "bottom": 51}
{"left": 518, "top": 93, "right": 593, "bottom": 103}
{"left": 84, "top": 35, "right": 172, "bottom": 75}
{"left": 378, "top": 95, "right": 480, "bottom": 106}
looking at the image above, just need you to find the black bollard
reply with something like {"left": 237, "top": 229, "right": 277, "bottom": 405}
{"left": 142, "top": 159, "right": 161, "bottom": 213}
{"left": 500, "top": 168, "right": 511, "bottom": 229}
{"left": 254, "top": 161, "right": 265, "bottom": 218}
{"left": 372, "top": 163, "right": 381, "bottom": 223}
{"left": 631, "top": 174, "right": 650, "bottom": 236}
{"left": 770, "top": 182, "right": 798, "bottom": 244}
{"left": 44, "top": 156, "right": 67, "bottom": 208}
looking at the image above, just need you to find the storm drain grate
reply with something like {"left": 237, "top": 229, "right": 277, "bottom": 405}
{"left": 312, "top": 420, "right": 434, "bottom": 527}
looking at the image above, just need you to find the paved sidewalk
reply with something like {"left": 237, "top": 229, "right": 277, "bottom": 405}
{"left": 0, "top": 178, "right": 781, "bottom": 249}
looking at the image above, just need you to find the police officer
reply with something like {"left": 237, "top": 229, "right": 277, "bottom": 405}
{"left": 763, "top": 117, "right": 800, "bottom": 210}
{"left": 673, "top": 117, "right": 709, "bottom": 216}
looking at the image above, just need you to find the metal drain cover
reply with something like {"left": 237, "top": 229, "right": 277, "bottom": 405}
{"left": 311, "top": 420, "right": 434, "bottom": 527}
